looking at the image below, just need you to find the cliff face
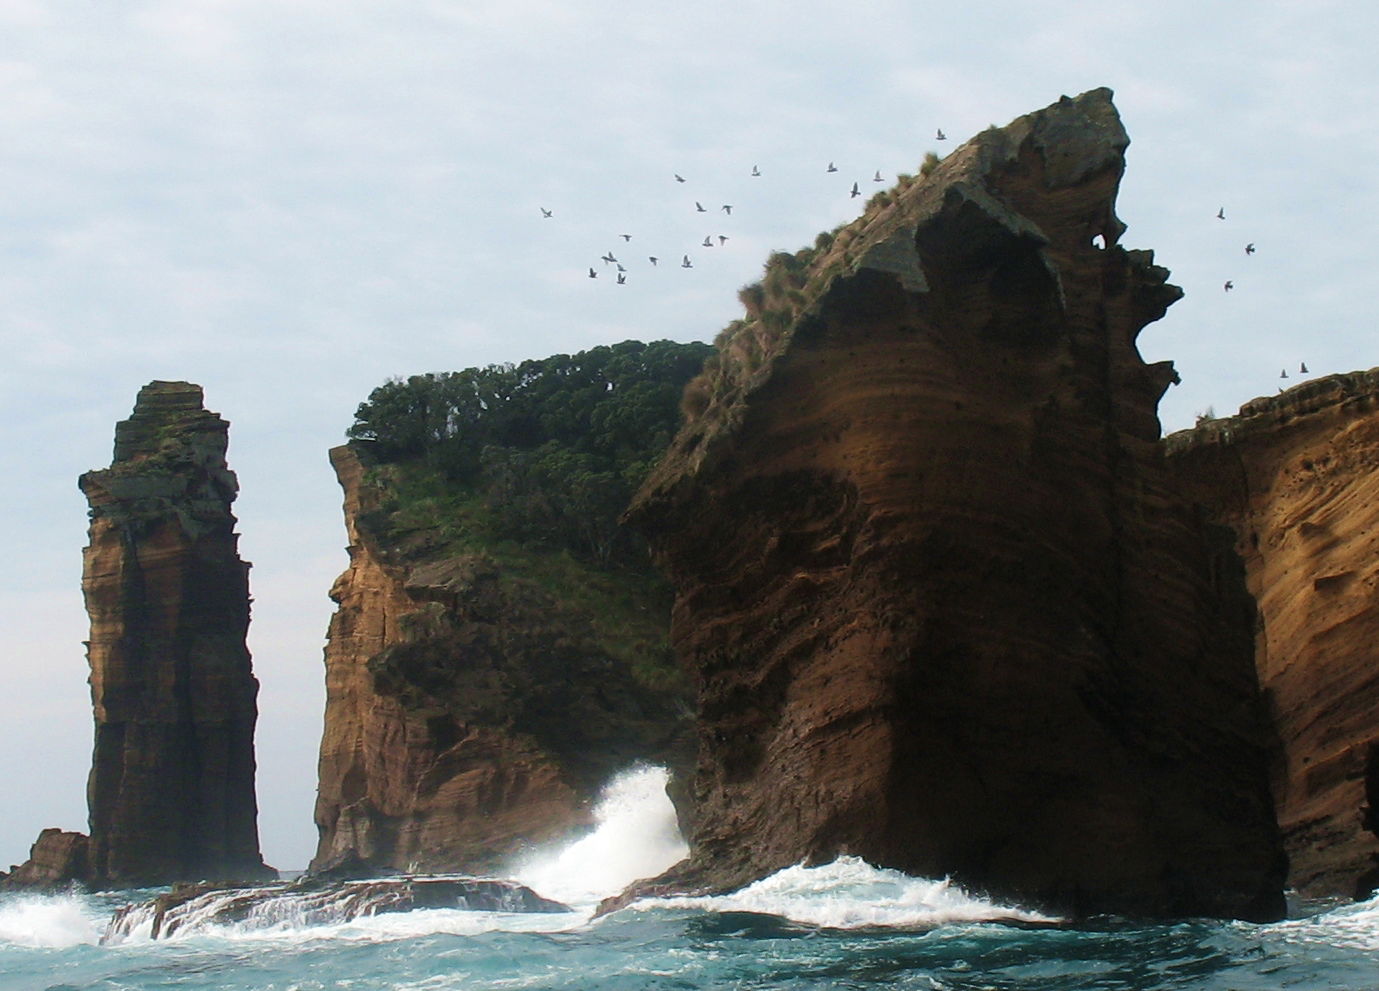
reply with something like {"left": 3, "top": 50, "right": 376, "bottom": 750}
{"left": 79, "top": 381, "right": 269, "bottom": 886}
{"left": 625, "top": 89, "right": 1284, "bottom": 920}
{"left": 1166, "top": 372, "right": 1379, "bottom": 899}
{"left": 312, "top": 445, "right": 689, "bottom": 873}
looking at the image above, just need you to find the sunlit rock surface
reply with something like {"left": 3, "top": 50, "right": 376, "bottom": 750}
{"left": 79, "top": 381, "right": 270, "bottom": 887}
{"left": 1167, "top": 370, "right": 1379, "bottom": 900}
{"left": 624, "top": 89, "right": 1284, "bottom": 920}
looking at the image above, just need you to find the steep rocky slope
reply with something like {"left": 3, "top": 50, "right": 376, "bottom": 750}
{"left": 1166, "top": 371, "right": 1379, "bottom": 899}
{"left": 78, "top": 381, "right": 269, "bottom": 886}
{"left": 311, "top": 444, "right": 691, "bottom": 873}
{"left": 624, "top": 89, "right": 1284, "bottom": 920}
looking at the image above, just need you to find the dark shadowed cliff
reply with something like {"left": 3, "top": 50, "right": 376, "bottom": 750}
{"left": 1167, "top": 371, "right": 1379, "bottom": 900}
{"left": 78, "top": 381, "right": 270, "bottom": 887}
{"left": 623, "top": 89, "right": 1285, "bottom": 920}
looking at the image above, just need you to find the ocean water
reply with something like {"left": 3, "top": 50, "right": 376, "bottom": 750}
{"left": 4, "top": 767, "right": 1378, "bottom": 991}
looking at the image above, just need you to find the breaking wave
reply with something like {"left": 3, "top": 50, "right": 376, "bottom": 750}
{"left": 0, "top": 891, "right": 105, "bottom": 948}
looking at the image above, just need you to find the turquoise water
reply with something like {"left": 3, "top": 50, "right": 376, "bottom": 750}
{"left": 5, "top": 769, "right": 1376, "bottom": 990}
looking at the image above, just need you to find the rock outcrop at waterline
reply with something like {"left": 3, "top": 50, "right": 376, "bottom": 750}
{"left": 79, "top": 381, "right": 270, "bottom": 887}
{"left": 624, "top": 89, "right": 1285, "bottom": 920}
{"left": 104, "top": 874, "right": 569, "bottom": 940}
{"left": 1166, "top": 371, "right": 1379, "bottom": 900}
{"left": 311, "top": 445, "right": 689, "bottom": 874}
{"left": 0, "top": 829, "right": 92, "bottom": 891}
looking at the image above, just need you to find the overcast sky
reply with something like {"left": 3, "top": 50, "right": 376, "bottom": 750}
{"left": 2, "top": 0, "right": 1375, "bottom": 872}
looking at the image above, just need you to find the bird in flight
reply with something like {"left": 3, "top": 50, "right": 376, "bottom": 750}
{"left": 751, "top": 165, "right": 762, "bottom": 176}
{"left": 1217, "top": 208, "right": 1226, "bottom": 220}
{"left": 649, "top": 256, "right": 658, "bottom": 266}
{"left": 827, "top": 162, "right": 838, "bottom": 172}
{"left": 588, "top": 268, "right": 597, "bottom": 279}
{"left": 1280, "top": 368, "right": 1288, "bottom": 379}
{"left": 850, "top": 182, "right": 861, "bottom": 198}
{"left": 602, "top": 252, "right": 618, "bottom": 264}
{"left": 696, "top": 201, "right": 707, "bottom": 212}
{"left": 722, "top": 204, "right": 732, "bottom": 214}
{"left": 1300, "top": 362, "right": 1309, "bottom": 373}
{"left": 620, "top": 234, "right": 632, "bottom": 242}
{"left": 616, "top": 273, "right": 626, "bottom": 285}
{"left": 617, "top": 263, "right": 627, "bottom": 272}
{"left": 718, "top": 235, "right": 729, "bottom": 245}
{"left": 681, "top": 255, "right": 692, "bottom": 268}
{"left": 1223, "top": 280, "right": 1234, "bottom": 291}
{"left": 540, "top": 208, "right": 553, "bottom": 218}
{"left": 1245, "top": 243, "right": 1255, "bottom": 255}
{"left": 702, "top": 236, "right": 713, "bottom": 247}
{"left": 675, "top": 173, "right": 686, "bottom": 183}
{"left": 873, "top": 170, "right": 883, "bottom": 182}
{"left": 936, "top": 128, "right": 946, "bottom": 140}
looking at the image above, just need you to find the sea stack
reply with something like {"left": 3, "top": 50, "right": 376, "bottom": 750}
{"left": 79, "top": 381, "right": 270, "bottom": 886}
{"left": 625, "top": 89, "right": 1285, "bottom": 920}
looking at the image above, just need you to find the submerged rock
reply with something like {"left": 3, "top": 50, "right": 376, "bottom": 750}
{"left": 1167, "top": 369, "right": 1379, "bottom": 900}
{"left": 79, "top": 381, "right": 271, "bottom": 887}
{"left": 625, "top": 89, "right": 1284, "bottom": 920}
{"left": 104, "top": 875, "right": 571, "bottom": 941}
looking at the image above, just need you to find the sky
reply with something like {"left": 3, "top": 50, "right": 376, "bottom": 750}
{"left": 1, "top": 0, "right": 1376, "bottom": 872}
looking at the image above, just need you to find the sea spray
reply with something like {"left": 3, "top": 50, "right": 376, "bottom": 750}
{"left": 0, "top": 892, "right": 105, "bottom": 948}
{"left": 635, "top": 856, "right": 1059, "bottom": 929}
{"left": 512, "top": 764, "right": 687, "bottom": 908}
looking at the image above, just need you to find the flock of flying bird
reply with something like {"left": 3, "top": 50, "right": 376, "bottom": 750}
{"left": 1215, "top": 208, "right": 1300, "bottom": 387}
{"left": 538, "top": 131, "right": 952, "bottom": 286}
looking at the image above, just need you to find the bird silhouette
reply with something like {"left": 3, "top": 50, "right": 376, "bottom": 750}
{"left": 827, "top": 162, "right": 838, "bottom": 173}
{"left": 616, "top": 273, "right": 626, "bottom": 285}
{"left": 702, "top": 236, "right": 713, "bottom": 247}
{"left": 722, "top": 204, "right": 732, "bottom": 214}
{"left": 588, "top": 268, "right": 597, "bottom": 279}
{"left": 695, "top": 201, "right": 706, "bottom": 212}
{"left": 1245, "top": 243, "right": 1255, "bottom": 255}
{"left": 718, "top": 235, "right": 729, "bottom": 245}
{"left": 649, "top": 256, "right": 658, "bottom": 266}
{"left": 675, "top": 173, "right": 686, "bottom": 183}
{"left": 1224, "top": 280, "right": 1234, "bottom": 291}
{"left": 602, "top": 252, "right": 618, "bottom": 264}
{"left": 617, "top": 263, "right": 626, "bottom": 272}
{"left": 1281, "top": 368, "right": 1288, "bottom": 379}
{"left": 620, "top": 234, "right": 632, "bottom": 242}
{"left": 936, "top": 128, "right": 946, "bottom": 140}
{"left": 873, "top": 170, "right": 883, "bottom": 182}
{"left": 1217, "top": 208, "right": 1226, "bottom": 220}
{"left": 681, "top": 255, "right": 692, "bottom": 268}
{"left": 850, "top": 181, "right": 860, "bottom": 198}
{"left": 540, "top": 208, "right": 552, "bottom": 218}
{"left": 1300, "top": 362, "right": 1309, "bottom": 373}
{"left": 751, "top": 165, "right": 761, "bottom": 176}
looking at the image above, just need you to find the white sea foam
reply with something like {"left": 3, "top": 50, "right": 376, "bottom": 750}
{"left": 636, "top": 855, "right": 1060, "bottom": 929}
{"left": 0, "top": 892, "right": 104, "bottom": 948}
{"left": 1262, "top": 892, "right": 1379, "bottom": 951}
{"left": 511, "top": 763, "right": 688, "bottom": 908}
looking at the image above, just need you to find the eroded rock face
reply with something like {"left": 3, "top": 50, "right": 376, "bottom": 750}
{"left": 311, "top": 445, "right": 688, "bottom": 874}
{"left": 1166, "top": 371, "right": 1379, "bottom": 900}
{"left": 0, "top": 829, "right": 92, "bottom": 890}
{"left": 79, "top": 381, "right": 269, "bottom": 886}
{"left": 626, "top": 89, "right": 1284, "bottom": 920}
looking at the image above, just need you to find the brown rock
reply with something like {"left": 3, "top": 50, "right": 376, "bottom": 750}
{"left": 79, "top": 381, "right": 270, "bottom": 886}
{"left": 0, "top": 829, "right": 92, "bottom": 890}
{"left": 1167, "top": 370, "right": 1379, "bottom": 900}
{"left": 311, "top": 445, "right": 688, "bottom": 873}
{"left": 625, "top": 89, "right": 1284, "bottom": 920}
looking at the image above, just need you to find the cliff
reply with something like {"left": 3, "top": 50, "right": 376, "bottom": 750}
{"left": 1166, "top": 371, "right": 1379, "bottom": 899}
{"left": 79, "top": 381, "right": 270, "bottom": 886}
{"left": 624, "top": 88, "right": 1285, "bottom": 920}
{"left": 311, "top": 444, "right": 691, "bottom": 873}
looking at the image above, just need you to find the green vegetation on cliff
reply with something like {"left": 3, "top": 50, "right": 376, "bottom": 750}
{"left": 346, "top": 339, "right": 713, "bottom": 690}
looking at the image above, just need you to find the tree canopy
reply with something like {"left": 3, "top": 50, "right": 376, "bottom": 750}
{"left": 348, "top": 339, "right": 713, "bottom": 564}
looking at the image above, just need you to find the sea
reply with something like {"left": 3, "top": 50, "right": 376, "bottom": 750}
{"left": 3, "top": 766, "right": 1377, "bottom": 991}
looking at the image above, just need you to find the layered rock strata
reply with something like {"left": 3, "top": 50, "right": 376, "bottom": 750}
{"left": 1166, "top": 371, "right": 1379, "bottom": 899}
{"left": 79, "top": 381, "right": 269, "bottom": 886}
{"left": 625, "top": 89, "right": 1284, "bottom": 919}
{"left": 311, "top": 445, "right": 688, "bottom": 873}
{"left": 0, "top": 829, "right": 92, "bottom": 890}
